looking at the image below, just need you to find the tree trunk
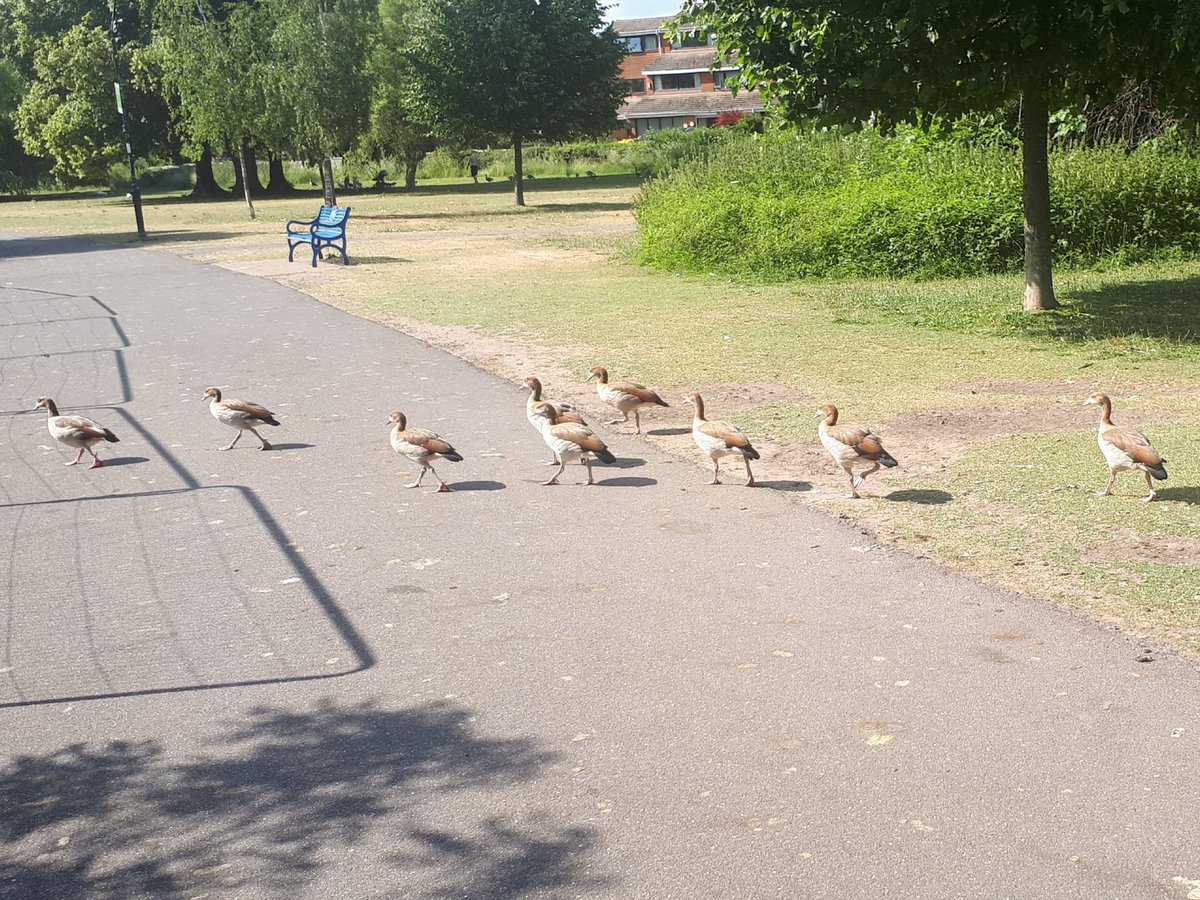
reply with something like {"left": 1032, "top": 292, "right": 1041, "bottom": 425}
{"left": 405, "top": 158, "right": 418, "bottom": 190}
{"left": 321, "top": 156, "right": 337, "bottom": 207}
{"left": 236, "top": 141, "right": 256, "bottom": 220}
{"left": 512, "top": 134, "right": 525, "bottom": 207}
{"left": 190, "top": 148, "right": 226, "bottom": 198}
{"left": 1021, "top": 84, "right": 1059, "bottom": 311}
{"left": 264, "top": 155, "right": 296, "bottom": 196}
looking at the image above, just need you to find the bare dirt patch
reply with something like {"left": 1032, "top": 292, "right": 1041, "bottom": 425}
{"left": 1089, "top": 532, "right": 1200, "bottom": 567}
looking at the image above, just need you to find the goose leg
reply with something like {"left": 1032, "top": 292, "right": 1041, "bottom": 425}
{"left": 854, "top": 463, "right": 881, "bottom": 488}
{"left": 708, "top": 459, "right": 721, "bottom": 485}
{"left": 250, "top": 427, "right": 272, "bottom": 451}
{"left": 430, "top": 465, "right": 452, "bottom": 493}
{"left": 65, "top": 447, "right": 87, "bottom": 466}
{"left": 580, "top": 458, "right": 595, "bottom": 485}
{"left": 1142, "top": 470, "right": 1157, "bottom": 502}
{"left": 634, "top": 410, "right": 642, "bottom": 434}
{"left": 88, "top": 446, "right": 103, "bottom": 469}
{"left": 543, "top": 459, "right": 566, "bottom": 486}
{"left": 742, "top": 456, "right": 755, "bottom": 487}
{"left": 221, "top": 431, "right": 243, "bottom": 451}
{"left": 1095, "top": 471, "right": 1116, "bottom": 497}
{"left": 405, "top": 467, "right": 426, "bottom": 489}
{"left": 606, "top": 410, "right": 629, "bottom": 426}
{"left": 847, "top": 470, "right": 860, "bottom": 499}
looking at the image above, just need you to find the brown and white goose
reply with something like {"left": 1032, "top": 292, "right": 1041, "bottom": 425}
{"left": 815, "top": 403, "right": 898, "bottom": 499}
{"left": 387, "top": 410, "right": 463, "bottom": 493}
{"left": 531, "top": 403, "right": 615, "bottom": 485}
{"left": 203, "top": 387, "right": 280, "bottom": 450}
{"left": 585, "top": 366, "right": 669, "bottom": 434}
{"left": 683, "top": 391, "right": 759, "bottom": 486}
{"left": 35, "top": 397, "right": 119, "bottom": 469}
{"left": 1083, "top": 392, "right": 1167, "bottom": 502}
{"left": 524, "top": 376, "right": 587, "bottom": 464}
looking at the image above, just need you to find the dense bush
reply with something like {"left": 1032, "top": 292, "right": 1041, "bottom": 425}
{"left": 634, "top": 129, "right": 1200, "bottom": 280}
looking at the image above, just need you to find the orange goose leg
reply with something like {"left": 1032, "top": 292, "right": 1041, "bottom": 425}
{"left": 1095, "top": 472, "right": 1116, "bottom": 497}
{"left": 543, "top": 460, "right": 566, "bottom": 486}
{"left": 580, "top": 458, "right": 595, "bottom": 486}
{"left": 1142, "top": 471, "right": 1157, "bottom": 502}
{"left": 65, "top": 447, "right": 87, "bottom": 466}
{"left": 430, "top": 465, "right": 451, "bottom": 493}
{"left": 88, "top": 447, "right": 103, "bottom": 469}
{"left": 220, "top": 431, "right": 242, "bottom": 451}
{"left": 250, "top": 427, "right": 272, "bottom": 451}
{"left": 742, "top": 456, "right": 755, "bottom": 487}
{"left": 404, "top": 468, "right": 426, "bottom": 489}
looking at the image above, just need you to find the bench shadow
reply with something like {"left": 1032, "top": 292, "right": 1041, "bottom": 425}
{"left": 597, "top": 476, "right": 657, "bottom": 487}
{"left": 884, "top": 489, "right": 954, "bottom": 505}
{"left": 449, "top": 480, "right": 506, "bottom": 492}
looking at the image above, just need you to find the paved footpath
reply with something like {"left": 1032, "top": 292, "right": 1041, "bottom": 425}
{"left": 1, "top": 233, "right": 1198, "bottom": 900}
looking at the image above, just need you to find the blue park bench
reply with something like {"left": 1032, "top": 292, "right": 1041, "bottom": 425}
{"left": 285, "top": 206, "right": 351, "bottom": 267}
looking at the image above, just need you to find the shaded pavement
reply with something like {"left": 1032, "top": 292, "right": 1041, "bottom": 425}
{"left": 1, "top": 233, "right": 1198, "bottom": 899}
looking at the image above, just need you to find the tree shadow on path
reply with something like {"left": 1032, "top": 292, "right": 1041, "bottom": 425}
{"left": 0, "top": 699, "right": 606, "bottom": 899}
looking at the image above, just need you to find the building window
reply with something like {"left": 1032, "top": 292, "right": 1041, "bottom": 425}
{"left": 672, "top": 31, "right": 714, "bottom": 49}
{"left": 713, "top": 70, "right": 739, "bottom": 90}
{"left": 625, "top": 78, "right": 646, "bottom": 95}
{"left": 625, "top": 35, "right": 656, "bottom": 53}
{"left": 653, "top": 73, "right": 701, "bottom": 91}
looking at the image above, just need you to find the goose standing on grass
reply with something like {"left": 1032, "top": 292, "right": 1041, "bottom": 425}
{"left": 814, "top": 403, "right": 898, "bottom": 499}
{"left": 35, "top": 397, "right": 119, "bottom": 469}
{"left": 1083, "top": 392, "right": 1167, "bottom": 502}
{"left": 531, "top": 403, "right": 615, "bottom": 486}
{"left": 524, "top": 376, "right": 587, "bottom": 464}
{"left": 683, "top": 391, "right": 759, "bottom": 486}
{"left": 585, "top": 366, "right": 669, "bottom": 434}
{"left": 387, "top": 410, "right": 463, "bottom": 493}
{"left": 203, "top": 387, "right": 280, "bottom": 450}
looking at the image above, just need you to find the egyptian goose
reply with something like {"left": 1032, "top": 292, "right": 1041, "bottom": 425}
{"left": 387, "top": 410, "right": 463, "bottom": 493}
{"left": 585, "top": 366, "right": 669, "bottom": 434}
{"left": 683, "top": 391, "right": 759, "bottom": 486}
{"left": 35, "top": 397, "right": 119, "bottom": 469}
{"left": 524, "top": 376, "right": 587, "bottom": 464}
{"left": 202, "top": 387, "right": 280, "bottom": 450}
{"left": 531, "top": 403, "right": 615, "bottom": 485}
{"left": 814, "top": 403, "right": 898, "bottom": 498}
{"left": 1083, "top": 393, "right": 1167, "bottom": 502}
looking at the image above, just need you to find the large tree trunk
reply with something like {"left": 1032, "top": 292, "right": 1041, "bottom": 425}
{"left": 321, "top": 156, "right": 337, "bottom": 207}
{"left": 190, "top": 148, "right": 226, "bottom": 198}
{"left": 404, "top": 158, "right": 418, "bottom": 191}
{"left": 1021, "top": 84, "right": 1059, "bottom": 311}
{"left": 264, "top": 155, "right": 296, "bottom": 196}
{"left": 231, "top": 144, "right": 265, "bottom": 197}
{"left": 236, "top": 141, "right": 256, "bottom": 220}
{"left": 512, "top": 135, "right": 525, "bottom": 207}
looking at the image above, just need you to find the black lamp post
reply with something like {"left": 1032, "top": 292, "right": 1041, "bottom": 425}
{"left": 109, "top": 0, "right": 147, "bottom": 238}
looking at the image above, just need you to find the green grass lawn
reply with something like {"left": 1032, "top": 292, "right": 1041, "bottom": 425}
{"left": 12, "top": 180, "right": 1200, "bottom": 651}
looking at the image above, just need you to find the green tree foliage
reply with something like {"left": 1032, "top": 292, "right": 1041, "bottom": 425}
{"left": 364, "top": 0, "right": 437, "bottom": 190}
{"left": 680, "top": 0, "right": 1194, "bottom": 310}
{"left": 407, "top": 0, "right": 626, "bottom": 205}
{"left": 269, "top": 0, "right": 377, "bottom": 205}
{"left": 6, "top": 0, "right": 167, "bottom": 185}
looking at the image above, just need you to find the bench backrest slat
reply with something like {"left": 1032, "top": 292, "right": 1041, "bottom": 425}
{"left": 317, "top": 206, "right": 350, "bottom": 226}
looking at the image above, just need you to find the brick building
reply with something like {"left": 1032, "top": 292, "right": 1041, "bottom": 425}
{"left": 613, "top": 15, "right": 765, "bottom": 136}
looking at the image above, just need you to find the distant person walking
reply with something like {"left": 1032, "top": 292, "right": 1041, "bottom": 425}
{"left": 468, "top": 152, "right": 481, "bottom": 184}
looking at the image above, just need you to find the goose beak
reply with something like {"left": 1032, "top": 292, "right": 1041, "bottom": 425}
{"left": 682, "top": 397, "right": 692, "bottom": 405}
{"left": 1082, "top": 398, "right": 1095, "bottom": 406}
{"left": 584, "top": 374, "right": 595, "bottom": 382}
{"left": 812, "top": 412, "right": 824, "bottom": 420}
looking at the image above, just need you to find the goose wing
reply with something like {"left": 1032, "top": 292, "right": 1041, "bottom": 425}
{"left": 699, "top": 419, "right": 751, "bottom": 449}
{"left": 610, "top": 381, "right": 666, "bottom": 405}
{"left": 548, "top": 422, "right": 607, "bottom": 452}
{"left": 222, "top": 397, "right": 276, "bottom": 421}
{"left": 827, "top": 423, "right": 889, "bottom": 459}
{"left": 1105, "top": 426, "right": 1164, "bottom": 467}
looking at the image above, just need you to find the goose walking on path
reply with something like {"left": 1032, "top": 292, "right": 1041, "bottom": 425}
{"left": 524, "top": 376, "right": 587, "bottom": 464}
{"left": 683, "top": 392, "right": 759, "bottom": 486}
{"left": 585, "top": 366, "right": 669, "bottom": 434}
{"left": 35, "top": 397, "right": 119, "bottom": 469}
{"left": 203, "top": 387, "right": 280, "bottom": 450}
{"left": 1083, "top": 393, "right": 1167, "bottom": 502}
{"left": 531, "top": 403, "right": 615, "bottom": 486}
{"left": 388, "top": 410, "right": 463, "bottom": 493}
{"left": 815, "top": 403, "right": 898, "bottom": 499}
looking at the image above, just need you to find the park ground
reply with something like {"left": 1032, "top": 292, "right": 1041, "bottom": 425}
{"left": 9, "top": 177, "right": 1200, "bottom": 654}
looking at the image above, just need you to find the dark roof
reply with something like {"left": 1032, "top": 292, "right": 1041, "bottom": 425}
{"left": 642, "top": 49, "right": 738, "bottom": 73}
{"left": 611, "top": 15, "right": 676, "bottom": 36}
{"left": 619, "top": 91, "right": 765, "bottom": 119}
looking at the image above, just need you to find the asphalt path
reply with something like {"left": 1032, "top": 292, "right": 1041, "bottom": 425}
{"left": 1, "top": 233, "right": 1198, "bottom": 900}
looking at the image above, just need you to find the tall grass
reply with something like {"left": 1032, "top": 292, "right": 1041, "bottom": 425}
{"left": 635, "top": 129, "right": 1200, "bottom": 280}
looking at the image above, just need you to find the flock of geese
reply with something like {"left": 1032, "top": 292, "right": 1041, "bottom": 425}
{"left": 33, "top": 371, "right": 1168, "bottom": 501}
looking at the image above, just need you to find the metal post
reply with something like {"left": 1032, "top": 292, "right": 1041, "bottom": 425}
{"left": 109, "top": 0, "right": 146, "bottom": 238}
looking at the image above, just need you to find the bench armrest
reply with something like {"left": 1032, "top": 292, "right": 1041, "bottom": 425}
{"left": 285, "top": 217, "right": 318, "bottom": 233}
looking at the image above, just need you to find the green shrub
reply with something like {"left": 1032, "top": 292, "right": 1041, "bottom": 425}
{"left": 634, "top": 129, "right": 1200, "bottom": 280}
